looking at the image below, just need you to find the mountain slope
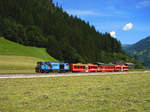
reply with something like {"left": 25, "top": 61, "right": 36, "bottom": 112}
{"left": 124, "top": 36, "right": 150, "bottom": 67}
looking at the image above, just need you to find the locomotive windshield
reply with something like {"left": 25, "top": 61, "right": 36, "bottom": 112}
{"left": 36, "top": 62, "right": 42, "bottom": 67}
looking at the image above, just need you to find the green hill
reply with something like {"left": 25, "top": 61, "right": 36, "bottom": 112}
{"left": 0, "top": 38, "right": 57, "bottom": 73}
{"left": 0, "top": 38, "right": 56, "bottom": 60}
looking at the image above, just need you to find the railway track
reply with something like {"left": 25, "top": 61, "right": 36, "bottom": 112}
{"left": 0, "top": 71, "right": 149, "bottom": 79}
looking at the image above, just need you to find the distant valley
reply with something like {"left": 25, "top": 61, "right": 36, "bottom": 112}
{"left": 123, "top": 36, "right": 150, "bottom": 67}
{"left": 122, "top": 44, "right": 132, "bottom": 50}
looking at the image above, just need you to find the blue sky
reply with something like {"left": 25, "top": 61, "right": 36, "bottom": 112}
{"left": 53, "top": 0, "right": 150, "bottom": 44}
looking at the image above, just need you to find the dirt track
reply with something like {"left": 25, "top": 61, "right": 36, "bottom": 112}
{"left": 0, "top": 71, "right": 149, "bottom": 79}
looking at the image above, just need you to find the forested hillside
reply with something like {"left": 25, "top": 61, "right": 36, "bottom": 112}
{"left": 124, "top": 36, "right": 150, "bottom": 67}
{"left": 0, "top": 0, "right": 130, "bottom": 63}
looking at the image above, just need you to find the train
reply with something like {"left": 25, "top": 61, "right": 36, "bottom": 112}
{"left": 35, "top": 62, "right": 128, "bottom": 73}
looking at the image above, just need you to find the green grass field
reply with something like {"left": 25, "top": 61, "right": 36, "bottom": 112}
{"left": 0, "top": 73, "right": 150, "bottom": 112}
{"left": 0, "top": 38, "right": 57, "bottom": 73}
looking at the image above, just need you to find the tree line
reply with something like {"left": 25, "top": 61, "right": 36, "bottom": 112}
{"left": 0, "top": 0, "right": 130, "bottom": 63}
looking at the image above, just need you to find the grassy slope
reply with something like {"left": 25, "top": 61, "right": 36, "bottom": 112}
{"left": 0, "top": 38, "right": 57, "bottom": 73}
{"left": 0, "top": 73, "right": 150, "bottom": 112}
{"left": 0, "top": 38, "right": 56, "bottom": 60}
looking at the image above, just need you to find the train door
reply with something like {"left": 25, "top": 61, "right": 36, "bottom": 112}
{"left": 121, "top": 66, "right": 123, "bottom": 71}
{"left": 60, "top": 64, "right": 64, "bottom": 71}
{"left": 85, "top": 65, "right": 88, "bottom": 72}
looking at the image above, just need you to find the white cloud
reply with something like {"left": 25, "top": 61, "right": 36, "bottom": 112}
{"left": 110, "top": 31, "right": 116, "bottom": 38}
{"left": 123, "top": 23, "right": 133, "bottom": 31}
{"left": 136, "top": 0, "right": 150, "bottom": 8}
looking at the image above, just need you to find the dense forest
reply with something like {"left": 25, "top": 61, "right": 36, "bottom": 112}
{"left": 0, "top": 0, "right": 134, "bottom": 63}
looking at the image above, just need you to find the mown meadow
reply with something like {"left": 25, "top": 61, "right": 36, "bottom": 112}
{"left": 0, "top": 73, "right": 150, "bottom": 112}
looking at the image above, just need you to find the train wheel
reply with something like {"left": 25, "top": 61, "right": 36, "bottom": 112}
{"left": 46, "top": 70, "right": 49, "bottom": 73}
{"left": 53, "top": 70, "right": 57, "bottom": 73}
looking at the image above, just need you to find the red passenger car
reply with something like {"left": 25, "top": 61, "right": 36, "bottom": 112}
{"left": 88, "top": 64, "right": 98, "bottom": 72}
{"left": 69, "top": 64, "right": 98, "bottom": 72}
{"left": 122, "top": 65, "right": 128, "bottom": 71}
{"left": 69, "top": 64, "right": 88, "bottom": 72}
{"left": 114, "top": 65, "right": 128, "bottom": 72}
{"left": 114, "top": 65, "right": 121, "bottom": 71}
{"left": 98, "top": 65, "right": 114, "bottom": 72}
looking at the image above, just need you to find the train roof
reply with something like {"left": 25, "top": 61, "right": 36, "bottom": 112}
{"left": 37, "top": 62, "right": 69, "bottom": 64}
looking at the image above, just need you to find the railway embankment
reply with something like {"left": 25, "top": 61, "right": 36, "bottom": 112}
{"left": 0, "top": 71, "right": 150, "bottom": 79}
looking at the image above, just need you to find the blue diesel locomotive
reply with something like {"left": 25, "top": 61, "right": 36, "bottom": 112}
{"left": 35, "top": 62, "right": 70, "bottom": 73}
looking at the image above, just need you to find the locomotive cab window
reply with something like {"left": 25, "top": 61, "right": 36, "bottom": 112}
{"left": 37, "top": 62, "right": 42, "bottom": 65}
